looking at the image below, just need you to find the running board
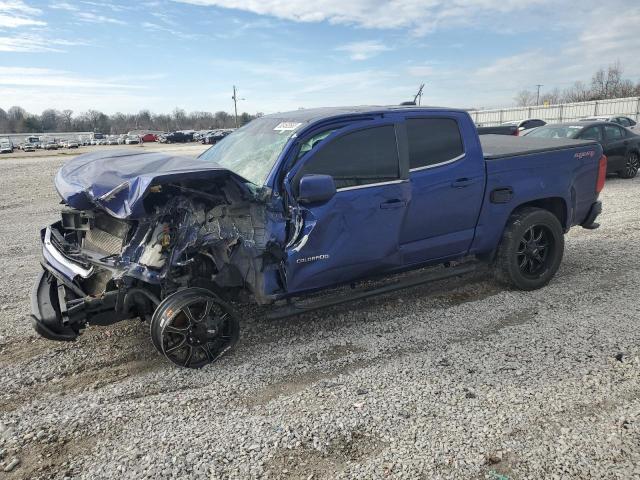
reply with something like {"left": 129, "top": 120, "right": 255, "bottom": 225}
{"left": 266, "top": 262, "right": 482, "bottom": 320}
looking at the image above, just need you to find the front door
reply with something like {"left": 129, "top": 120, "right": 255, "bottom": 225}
{"left": 283, "top": 121, "right": 410, "bottom": 294}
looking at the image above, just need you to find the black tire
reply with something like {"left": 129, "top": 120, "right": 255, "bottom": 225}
{"left": 619, "top": 151, "right": 639, "bottom": 179}
{"left": 150, "top": 287, "right": 240, "bottom": 368}
{"left": 493, "top": 207, "right": 564, "bottom": 291}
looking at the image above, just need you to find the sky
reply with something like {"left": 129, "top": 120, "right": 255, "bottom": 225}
{"left": 1, "top": 0, "right": 639, "bottom": 115}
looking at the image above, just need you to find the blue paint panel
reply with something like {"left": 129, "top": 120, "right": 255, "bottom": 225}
{"left": 285, "top": 181, "right": 410, "bottom": 293}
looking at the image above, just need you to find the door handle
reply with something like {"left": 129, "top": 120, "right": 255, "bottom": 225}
{"left": 380, "top": 199, "right": 406, "bottom": 209}
{"left": 451, "top": 178, "right": 475, "bottom": 188}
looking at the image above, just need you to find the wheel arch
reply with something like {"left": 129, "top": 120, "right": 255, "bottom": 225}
{"left": 509, "top": 197, "right": 568, "bottom": 230}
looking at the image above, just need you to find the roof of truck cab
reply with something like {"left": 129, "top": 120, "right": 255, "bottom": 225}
{"left": 480, "top": 134, "right": 598, "bottom": 160}
{"left": 262, "top": 105, "right": 468, "bottom": 124}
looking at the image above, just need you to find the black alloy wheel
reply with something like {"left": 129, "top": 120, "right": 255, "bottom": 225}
{"left": 150, "top": 288, "right": 239, "bottom": 368}
{"left": 620, "top": 152, "right": 639, "bottom": 179}
{"left": 493, "top": 207, "right": 565, "bottom": 291}
{"left": 516, "top": 225, "right": 554, "bottom": 278}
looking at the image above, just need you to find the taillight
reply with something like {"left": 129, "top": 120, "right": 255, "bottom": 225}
{"left": 512, "top": 129, "right": 519, "bottom": 136}
{"left": 596, "top": 155, "right": 607, "bottom": 194}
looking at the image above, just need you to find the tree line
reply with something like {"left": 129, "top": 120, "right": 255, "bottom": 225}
{"left": 0, "top": 107, "right": 262, "bottom": 134}
{"left": 515, "top": 62, "right": 640, "bottom": 107}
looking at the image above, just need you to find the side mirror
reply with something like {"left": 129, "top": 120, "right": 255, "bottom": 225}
{"left": 298, "top": 174, "right": 336, "bottom": 205}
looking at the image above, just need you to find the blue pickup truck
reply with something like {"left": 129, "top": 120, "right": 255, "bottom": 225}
{"left": 32, "top": 106, "right": 606, "bottom": 368}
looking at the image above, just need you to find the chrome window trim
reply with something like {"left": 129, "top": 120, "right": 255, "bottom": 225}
{"left": 336, "top": 179, "right": 406, "bottom": 192}
{"left": 409, "top": 153, "right": 466, "bottom": 172}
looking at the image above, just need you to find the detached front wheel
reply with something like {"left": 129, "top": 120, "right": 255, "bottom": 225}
{"left": 493, "top": 207, "right": 564, "bottom": 291}
{"left": 150, "top": 288, "right": 240, "bottom": 368}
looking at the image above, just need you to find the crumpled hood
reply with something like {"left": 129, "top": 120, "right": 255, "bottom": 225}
{"left": 55, "top": 149, "right": 248, "bottom": 219}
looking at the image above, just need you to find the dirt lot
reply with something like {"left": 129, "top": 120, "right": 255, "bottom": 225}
{"left": 0, "top": 145, "right": 638, "bottom": 479}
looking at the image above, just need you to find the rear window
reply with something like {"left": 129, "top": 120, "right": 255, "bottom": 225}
{"left": 406, "top": 118, "right": 464, "bottom": 170}
{"left": 525, "top": 126, "right": 583, "bottom": 139}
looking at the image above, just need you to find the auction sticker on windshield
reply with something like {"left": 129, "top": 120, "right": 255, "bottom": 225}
{"left": 274, "top": 122, "right": 302, "bottom": 133}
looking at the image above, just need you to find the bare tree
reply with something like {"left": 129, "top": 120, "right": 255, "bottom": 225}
{"left": 0, "top": 106, "right": 258, "bottom": 134}
{"left": 41, "top": 109, "right": 59, "bottom": 132}
{"left": 61, "top": 109, "right": 74, "bottom": 131}
{"left": 562, "top": 81, "right": 592, "bottom": 103}
{"left": 540, "top": 88, "right": 561, "bottom": 105}
{"left": 514, "top": 89, "right": 536, "bottom": 106}
{"left": 591, "top": 61, "right": 624, "bottom": 100}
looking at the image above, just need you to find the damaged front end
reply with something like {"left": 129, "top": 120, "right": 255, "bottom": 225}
{"left": 32, "top": 150, "right": 285, "bottom": 344}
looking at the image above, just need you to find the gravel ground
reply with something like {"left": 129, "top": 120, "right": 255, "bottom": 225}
{"left": 0, "top": 146, "right": 638, "bottom": 479}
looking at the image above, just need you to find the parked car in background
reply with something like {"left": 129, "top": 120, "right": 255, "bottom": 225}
{"left": 25, "top": 136, "right": 41, "bottom": 148}
{"left": 523, "top": 121, "right": 640, "bottom": 178}
{"left": 580, "top": 115, "right": 639, "bottom": 133}
{"left": 66, "top": 140, "right": 79, "bottom": 149}
{"left": 202, "top": 129, "right": 232, "bottom": 145}
{"left": 125, "top": 135, "right": 140, "bottom": 145}
{"left": 159, "top": 131, "right": 193, "bottom": 143}
{"left": 31, "top": 106, "right": 605, "bottom": 368}
{"left": 478, "top": 119, "right": 546, "bottom": 136}
{"left": 0, "top": 140, "right": 13, "bottom": 153}
{"left": 141, "top": 133, "right": 157, "bottom": 142}
{"left": 22, "top": 143, "right": 36, "bottom": 152}
{"left": 43, "top": 140, "right": 60, "bottom": 150}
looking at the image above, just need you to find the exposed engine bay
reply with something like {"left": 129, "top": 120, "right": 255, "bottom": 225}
{"left": 32, "top": 170, "right": 287, "bottom": 366}
{"left": 57, "top": 176, "right": 270, "bottom": 298}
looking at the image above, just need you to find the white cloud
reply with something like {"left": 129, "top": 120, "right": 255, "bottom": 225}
{"left": 141, "top": 21, "right": 201, "bottom": 40}
{"left": 0, "top": 0, "right": 41, "bottom": 16}
{"left": 0, "top": 12, "right": 44, "bottom": 27}
{"left": 0, "top": 66, "right": 151, "bottom": 89}
{"left": 407, "top": 64, "right": 436, "bottom": 77}
{"left": 173, "top": 0, "right": 548, "bottom": 34}
{"left": 336, "top": 40, "right": 390, "bottom": 60}
{"left": 48, "top": 2, "right": 78, "bottom": 11}
{"left": 0, "top": 34, "right": 85, "bottom": 52}
{"left": 0, "top": 0, "right": 45, "bottom": 28}
{"left": 76, "top": 12, "right": 127, "bottom": 25}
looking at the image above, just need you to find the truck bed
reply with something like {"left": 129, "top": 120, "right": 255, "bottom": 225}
{"left": 480, "top": 134, "right": 598, "bottom": 160}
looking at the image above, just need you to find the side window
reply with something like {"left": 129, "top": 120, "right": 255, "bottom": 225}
{"left": 604, "top": 125, "right": 624, "bottom": 141}
{"left": 298, "top": 125, "right": 399, "bottom": 190}
{"left": 406, "top": 118, "right": 464, "bottom": 170}
{"left": 617, "top": 117, "right": 630, "bottom": 127}
{"left": 296, "top": 129, "right": 337, "bottom": 160}
{"left": 629, "top": 118, "right": 637, "bottom": 126}
{"left": 580, "top": 127, "right": 603, "bottom": 142}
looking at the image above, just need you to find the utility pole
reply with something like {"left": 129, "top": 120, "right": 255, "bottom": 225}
{"left": 535, "top": 84, "right": 543, "bottom": 105}
{"left": 232, "top": 85, "right": 240, "bottom": 128}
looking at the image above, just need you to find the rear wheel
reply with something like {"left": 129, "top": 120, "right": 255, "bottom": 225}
{"left": 150, "top": 288, "right": 240, "bottom": 368}
{"left": 619, "top": 151, "right": 639, "bottom": 179}
{"left": 493, "top": 207, "right": 564, "bottom": 290}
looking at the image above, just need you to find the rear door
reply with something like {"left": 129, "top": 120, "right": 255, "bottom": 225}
{"left": 603, "top": 124, "right": 628, "bottom": 171}
{"left": 398, "top": 114, "right": 485, "bottom": 265}
{"left": 283, "top": 120, "right": 410, "bottom": 293}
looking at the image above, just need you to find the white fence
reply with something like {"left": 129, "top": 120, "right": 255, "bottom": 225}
{"left": 470, "top": 96, "right": 640, "bottom": 126}
{"left": 0, "top": 131, "right": 94, "bottom": 145}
